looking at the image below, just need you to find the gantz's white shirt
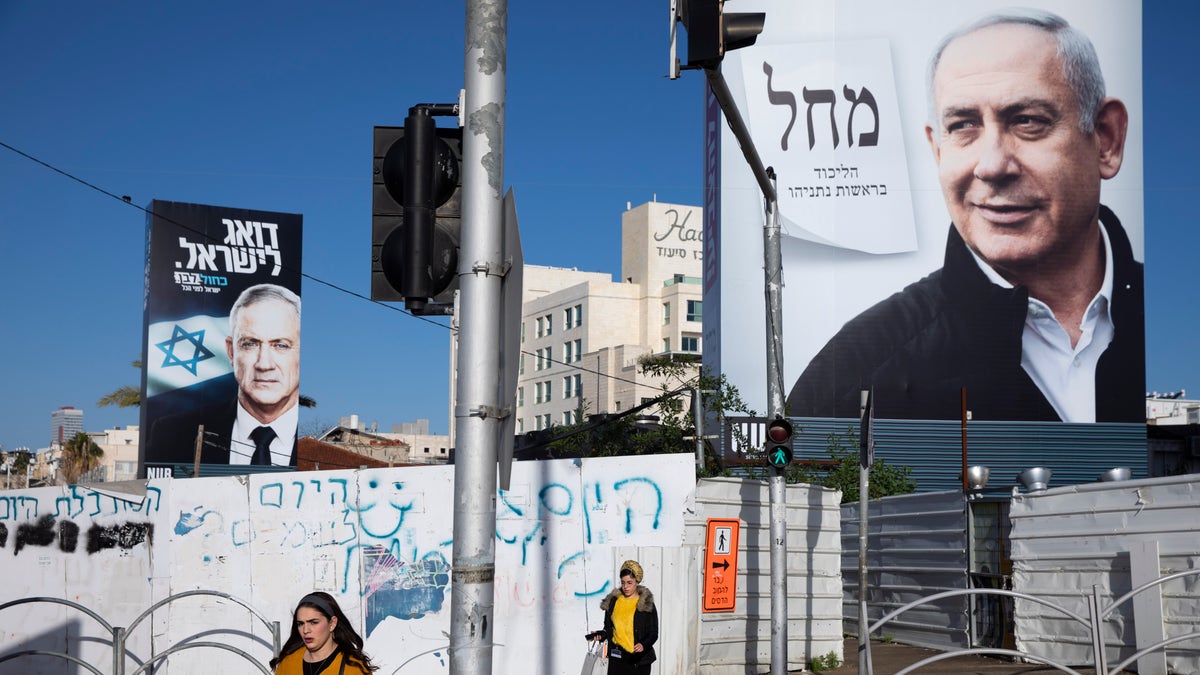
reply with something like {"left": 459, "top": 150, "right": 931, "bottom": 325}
{"left": 229, "top": 403, "right": 299, "bottom": 466}
{"left": 969, "top": 225, "right": 1115, "bottom": 423}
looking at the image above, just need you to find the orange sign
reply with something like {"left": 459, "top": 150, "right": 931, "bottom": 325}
{"left": 703, "top": 518, "right": 740, "bottom": 612}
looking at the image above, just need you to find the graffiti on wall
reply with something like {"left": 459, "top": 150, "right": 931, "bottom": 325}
{"left": 0, "top": 485, "right": 161, "bottom": 557}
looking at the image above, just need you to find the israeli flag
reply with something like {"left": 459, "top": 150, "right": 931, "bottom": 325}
{"left": 146, "top": 314, "right": 232, "bottom": 396}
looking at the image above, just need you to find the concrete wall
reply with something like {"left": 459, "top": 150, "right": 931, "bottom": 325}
{"left": 686, "top": 477, "right": 844, "bottom": 673}
{"left": 0, "top": 454, "right": 696, "bottom": 674}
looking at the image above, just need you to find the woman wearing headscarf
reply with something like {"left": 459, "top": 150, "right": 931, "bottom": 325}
{"left": 594, "top": 559, "right": 659, "bottom": 674}
{"left": 270, "top": 591, "right": 379, "bottom": 674}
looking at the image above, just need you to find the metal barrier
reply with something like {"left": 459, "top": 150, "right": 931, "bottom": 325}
{"left": 0, "top": 590, "right": 281, "bottom": 674}
{"left": 863, "top": 569, "right": 1200, "bottom": 674}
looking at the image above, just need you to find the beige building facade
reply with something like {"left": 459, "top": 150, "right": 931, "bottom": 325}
{"left": 503, "top": 201, "right": 704, "bottom": 434}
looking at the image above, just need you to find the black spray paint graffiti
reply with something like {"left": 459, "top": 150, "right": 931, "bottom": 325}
{"left": 7, "top": 514, "right": 153, "bottom": 556}
{"left": 764, "top": 61, "right": 881, "bottom": 151}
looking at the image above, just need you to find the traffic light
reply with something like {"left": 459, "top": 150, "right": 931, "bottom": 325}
{"left": 372, "top": 105, "right": 462, "bottom": 314}
{"left": 765, "top": 416, "right": 793, "bottom": 472}
{"left": 680, "top": 0, "right": 765, "bottom": 69}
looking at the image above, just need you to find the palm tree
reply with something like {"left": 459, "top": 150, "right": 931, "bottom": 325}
{"left": 97, "top": 361, "right": 143, "bottom": 408}
{"left": 60, "top": 432, "right": 105, "bottom": 484}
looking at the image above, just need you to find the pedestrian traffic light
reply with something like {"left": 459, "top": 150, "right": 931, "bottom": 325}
{"left": 372, "top": 105, "right": 462, "bottom": 314}
{"left": 679, "top": 0, "right": 765, "bottom": 69}
{"left": 765, "top": 416, "right": 793, "bottom": 472}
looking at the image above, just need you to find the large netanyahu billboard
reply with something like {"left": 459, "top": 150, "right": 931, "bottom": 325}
{"left": 704, "top": 0, "right": 1143, "bottom": 423}
{"left": 139, "top": 200, "right": 303, "bottom": 476}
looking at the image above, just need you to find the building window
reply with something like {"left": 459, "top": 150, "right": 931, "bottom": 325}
{"left": 662, "top": 338, "right": 670, "bottom": 352}
{"left": 424, "top": 447, "right": 430, "bottom": 454}
{"left": 563, "top": 339, "right": 582, "bottom": 364}
{"left": 517, "top": 418, "right": 524, "bottom": 433}
{"left": 563, "top": 410, "right": 578, "bottom": 425}
{"left": 687, "top": 300, "right": 703, "bottom": 322}
{"left": 535, "top": 382, "right": 544, "bottom": 404}
{"left": 544, "top": 380, "right": 552, "bottom": 401}
{"left": 536, "top": 317, "right": 544, "bottom": 338}
{"left": 519, "top": 353, "right": 525, "bottom": 375}
{"left": 521, "top": 322, "right": 526, "bottom": 343}
{"left": 564, "top": 304, "right": 583, "bottom": 330}
{"left": 535, "top": 314, "right": 552, "bottom": 337}
{"left": 517, "top": 386, "right": 524, "bottom": 407}
{"left": 681, "top": 335, "right": 700, "bottom": 352}
{"left": 662, "top": 302, "right": 671, "bottom": 325}
{"left": 563, "top": 373, "right": 581, "bottom": 399}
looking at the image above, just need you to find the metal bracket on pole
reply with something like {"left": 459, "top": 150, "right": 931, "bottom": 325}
{"left": 455, "top": 404, "right": 508, "bottom": 421}
{"left": 469, "top": 260, "right": 508, "bottom": 277}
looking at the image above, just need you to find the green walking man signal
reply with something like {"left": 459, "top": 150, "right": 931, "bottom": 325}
{"left": 765, "top": 417, "right": 794, "bottom": 472}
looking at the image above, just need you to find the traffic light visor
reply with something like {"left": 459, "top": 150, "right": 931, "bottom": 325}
{"left": 766, "top": 418, "right": 792, "bottom": 443}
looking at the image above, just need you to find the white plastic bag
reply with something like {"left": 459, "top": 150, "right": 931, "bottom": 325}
{"left": 580, "top": 640, "right": 608, "bottom": 675}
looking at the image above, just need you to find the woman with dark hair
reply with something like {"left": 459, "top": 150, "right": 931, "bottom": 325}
{"left": 591, "top": 559, "right": 659, "bottom": 675}
{"left": 270, "top": 592, "right": 378, "bottom": 674}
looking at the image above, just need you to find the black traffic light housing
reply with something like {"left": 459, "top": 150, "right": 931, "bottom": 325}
{"left": 372, "top": 104, "right": 462, "bottom": 314}
{"left": 682, "top": 0, "right": 765, "bottom": 69}
{"left": 765, "top": 416, "right": 794, "bottom": 472}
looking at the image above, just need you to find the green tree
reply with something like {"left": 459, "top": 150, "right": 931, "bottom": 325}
{"left": 786, "top": 426, "right": 916, "bottom": 503}
{"left": 60, "top": 431, "right": 105, "bottom": 484}
{"left": 5, "top": 450, "right": 33, "bottom": 488}
{"left": 537, "top": 353, "right": 756, "bottom": 473}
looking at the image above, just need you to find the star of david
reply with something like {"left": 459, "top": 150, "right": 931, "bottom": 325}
{"left": 156, "top": 325, "right": 216, "bottom": 375}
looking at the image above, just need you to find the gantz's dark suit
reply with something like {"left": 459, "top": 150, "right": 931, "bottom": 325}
{"left": 146, "top": 396, "right": 297, "bottom": 466}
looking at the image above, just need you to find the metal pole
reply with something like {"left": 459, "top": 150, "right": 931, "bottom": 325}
{"left": 693, "top": 388, "right": 705, "bottom": 473}
{"left": 762, "top": 172, "right": 788, "bottom": 675}
{"left": 704, "top": 62, "right": 787, "bottom": 675}
{"left": 966, "top": 497, "right": 977, "bottom": 649}
{"left": 450, "top": 1, "right": 506, "bottom": 673}
{"left": 705, "top": 69, "right": 776, "bottom": 203}
{"left": 858, "top": 438, "right": 872, "bottom": 674}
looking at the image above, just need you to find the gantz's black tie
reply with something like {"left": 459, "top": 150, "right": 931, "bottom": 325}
{"left": 250, "top": 425, "right": 277, "bottom": 465}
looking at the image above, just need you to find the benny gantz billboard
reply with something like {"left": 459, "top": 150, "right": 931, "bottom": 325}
{"left": 139, "top": 200, "right": 303, "bottom": 476}
{"left": 705, "top": 1, "right": 1144, "bottom": 423}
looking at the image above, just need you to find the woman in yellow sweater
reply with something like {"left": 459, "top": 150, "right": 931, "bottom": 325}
{"left": 595, "top": 559, "right": 659, "bottom": 675}
{"left": 270, "top": 592, "right": 378, "bottom": 675}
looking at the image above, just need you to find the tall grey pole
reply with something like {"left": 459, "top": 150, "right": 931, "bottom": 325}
{"left": 858, "top": 390, "right": 874, "bottom": 674}
{"left": 450, "top": 1, "right": 506, "bottom": 673}
{"left": 762, "top": 172, "right": 788, "bottom": 675}
{"left": 705, "top": 65, "right": 788, "bottom": 674}
{"left": 857, "top": 454, "right": 872, "bottom": 674}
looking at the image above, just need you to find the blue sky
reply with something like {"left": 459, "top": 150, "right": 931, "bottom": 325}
{"left": 1, "top": 2, "right": 1195, "bottom": 452}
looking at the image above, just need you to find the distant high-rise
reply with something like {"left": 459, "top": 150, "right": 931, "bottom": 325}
{"left": 51, "top": 406, "right": 83, "bottom": 446}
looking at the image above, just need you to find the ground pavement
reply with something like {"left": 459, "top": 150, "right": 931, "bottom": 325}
{"left": 794, "top": 638, "right": 1131, "bottom": 675}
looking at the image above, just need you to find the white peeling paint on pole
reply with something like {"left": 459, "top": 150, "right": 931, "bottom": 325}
{"left": 762, "top": 173, "right": 789, "bottom": 675}
{"left": 450, "top": 1, "right": 506, "bottom": 674}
